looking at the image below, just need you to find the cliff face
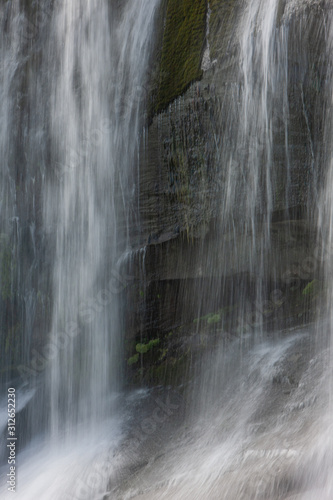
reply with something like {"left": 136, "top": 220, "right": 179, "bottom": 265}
{"left": 140, "top": 0, "right": 325, "bottom": 266}
{"left": 124, "top": 0, "right": 330, "bottom": 384}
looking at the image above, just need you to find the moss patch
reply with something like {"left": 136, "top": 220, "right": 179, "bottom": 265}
{"left": 136, "top": 338, "right": 160, "bottom": 354}
{"left": 302, "top": 279, "right": 321, "bottom": 297}
{"left": 128, "top": 353, "right": 139, "bottom": 366}
{"left": 194, "top": 306, "right": 234, "bottom": 326}
{"left": 127, "top": 338, "right": 160, "bottom": 366}
{"left": 157, "top": 0, "right": 207, "bottom": 112}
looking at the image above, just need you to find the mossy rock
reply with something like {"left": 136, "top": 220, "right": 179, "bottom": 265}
{"left": 157, "top": 0, "right": 207, "bottom": 112}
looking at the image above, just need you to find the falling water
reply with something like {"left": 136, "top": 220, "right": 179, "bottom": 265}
{"left": 292, "top": 9, "right": 333, "bottom": 498}
{"left": 0, "top": 0, "right": 160, "bottom": 498}
{"left": 109, "top": 1, "right": 333, "bottom": 499}
{"left": 44, "top": 0, "right": 160, "bottom": 441}
{"left": 2, "top": 0, "right": 333, "bottom": 499}
{"left": 0, "top": 1, "right": 42, "bottom": 385}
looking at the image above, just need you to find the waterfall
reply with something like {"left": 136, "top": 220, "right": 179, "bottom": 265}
{"left": 44, "top": 0, "right": 160, "bottom": 441}
{"left": 0, "top": 1, "right": 41, "bottom": 384}
{"left": 292, "top": 10, "right": 333, "bottom": 497}
{"left": 191, "top": 0, "right": 290, "bottom": 412}
{"left": 2, "top": 0, "right": 333, "bottom": 499}
{"left": 0, "top": 0, "right": 160, "bottom": 498}
{"left": 102, "top": 2, "right": 333, "bottom": 499}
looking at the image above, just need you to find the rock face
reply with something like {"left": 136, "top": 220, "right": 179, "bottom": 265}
{"left": 140, "top": 2, "right": 327, "bottom": 249}
{"left": 0, "top": 1, "right": 54, "bottom": 377}
{"left": 124, "top": 0, "right": 331, "bottom": 383}
{"left": 140, "top": 0, "right": 327, "bottom": 255}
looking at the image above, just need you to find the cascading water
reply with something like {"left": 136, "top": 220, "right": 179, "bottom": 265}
{"left": 290, "top": 11, "right": 333, "bottom": 498}
{"left": 44, "top": 0, "right": 160, "bottom": 441}
{"left": 107, "top": 2, "right": 333, "bottom": 499}
{"left": 0, "top": 0, "right": 160, "bottom": 498}
{"left": 0, "top": 1, "right": 43, "bottom": 388}
{"left": 2, "top": 0, "right": 333, "bottom": 499}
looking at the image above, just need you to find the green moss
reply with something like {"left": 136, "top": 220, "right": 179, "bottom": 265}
{"left": 136, "top": 343, "right": 149, "bottom": 354}
{"left": 159, "top": 347, "right": 168, "bottom": 360}
{"left": 128, "top": 353, "right": 139, "bottom": 366}
{"left": 157, "top": 0, "right": 207, "bottom": 112}
{"left": 194, "top": 311, "right": 222, "bottom": 325}
{"left": 302, "top": 279, "right": 321, "bottom": 297}
{"left": 207, "top": 313, "right": 221, "bottom": 325}
{"left": 135, "top": 338, "right": 160, "bottom": 354}
{"left": 149, "top": 338, "right": 160, "bottom": 348}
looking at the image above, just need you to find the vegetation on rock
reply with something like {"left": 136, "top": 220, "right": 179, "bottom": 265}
{"left": 302, "top": 279, "right": 321, "bottom": 297}
{"left": 127, "top": 338, "right": 160, "bottom": 366}
{"left": 157, "top": 0, "right": 207, "bottom": 112}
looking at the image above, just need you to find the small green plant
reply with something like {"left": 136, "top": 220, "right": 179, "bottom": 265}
{"left": 136, "top": 338, "right": 160, "bottom": 354}
{"left": 194, "top": 312, "right": 221, "bottom": 325}
{"left": 207, "top": 314, "right": 221, "bottom": 325}
{"left": 136, "top": 343, "right": 150, "bottom": 354}
{"left": 159, "top": 348, "right": 168, "bottom": 361}
{"left": 302, "top": 279, "right": 321, "bottom": 297}
{"left": 127, "top": 353, "right": 139, "bottom": 366}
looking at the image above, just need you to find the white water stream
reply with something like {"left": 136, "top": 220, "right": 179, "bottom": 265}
{"left": 0, "top": 0, "right": 160, "bottom": 498}
{"left": 112, "top": 1, "right": 333, "bottom": 498}
{"left": 1, "top": 0, "right": 333, "bottom": 499}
